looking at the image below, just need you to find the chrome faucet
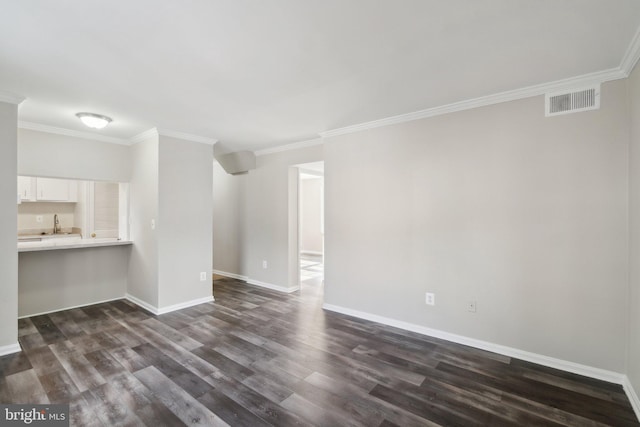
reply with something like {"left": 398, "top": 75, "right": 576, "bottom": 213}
{"left": 53, "top": 214, "right": 60, "bottom": 234}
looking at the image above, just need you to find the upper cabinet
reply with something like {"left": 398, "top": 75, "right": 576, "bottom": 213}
{"left": 37, "top": 178, "right": 70, "bottom": 201}
{"left": 17, "top": 176, "right": 35, "bottom": 202}
{"left": 18, "top": 176, "right": 78, "bottom": 203}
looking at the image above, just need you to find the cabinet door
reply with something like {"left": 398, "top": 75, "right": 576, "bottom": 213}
{"left": 36, "top": 178, "right": 69, "bottom": 201}
{"left": 17, "top": 176, "right": 35, "bottom": 201}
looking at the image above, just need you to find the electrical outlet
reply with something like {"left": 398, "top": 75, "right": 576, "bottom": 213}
{"left": 200, "top": 272, "right": 207, "bottom": 281}
{"left": 36, "top": 215, "right": 43, "bottom": 223}
{"left": 467, "top": 301, "right": 477, "bottom": 313}
{"left": 425, "top": 292, "right": 435, "bottom": 306}
{"left": 262, "top": 260, "right": 268, "bottom": 269}
{"left": 151, "top": 219, "right": 156, "bottom": 230}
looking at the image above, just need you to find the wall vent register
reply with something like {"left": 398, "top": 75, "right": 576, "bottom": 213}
{"left": 545, "top": 84, "right": 600, "bottom": 117}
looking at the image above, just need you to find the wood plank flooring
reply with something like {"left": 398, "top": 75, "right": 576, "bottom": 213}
{"left": 1, "top": 277, "right": 638, "bottom": 426}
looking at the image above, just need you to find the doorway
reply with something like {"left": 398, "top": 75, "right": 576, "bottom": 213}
{"left": 299, "top": 167, "right": 324, "bottom": 287}
{"left": 289, "top": 161, "right": 324, "bottom": 293}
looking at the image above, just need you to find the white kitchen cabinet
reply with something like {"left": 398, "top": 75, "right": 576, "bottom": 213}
{"left": 17, "top": 176, "right": 36, "bottom": 202}
{"left": 36, "top": 178, "right": 70, "bottom": 201}
{"left": 18, "top": 176, "right": 78, "bottom": 202}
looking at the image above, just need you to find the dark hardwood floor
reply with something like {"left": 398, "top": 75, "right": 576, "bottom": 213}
{"left": 1, "top": 277, "right": 638, "bottom": 426}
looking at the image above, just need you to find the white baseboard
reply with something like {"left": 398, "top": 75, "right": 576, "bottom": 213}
{"left": 247, "top": 279, "right": 300, "bottom": 294}
{"left": 322, "top": 303, "right": 625, "bottom": 385}
{"left": 18, "top": 296, "right": 127, "bottom": 319}
{"left": 213, "top": 270, "right": 300, "bottom": 294}
{"left": 300, "top": 250, "right": 323, "bottom": 256}
{"left": 624, "top": 375, "right": 640, "bottom": 422}
{"left": 0, "top": 342, "right": 21, "bottom": 356}
{"left": 157, "top": 295, "right": 215, "bottom": 315}
{"left": 213, "top": 270, "right": 248, "bottom": 281}
{"left": 126, "top": 293, "right": 214, "bottom": 315}
{"left": 125, "top": 293, "right": 159, "bottom": 315}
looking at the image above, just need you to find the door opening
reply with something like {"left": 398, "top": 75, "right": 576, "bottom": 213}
{"left": 288, "top": 161, "right": 324, "bottom": 294}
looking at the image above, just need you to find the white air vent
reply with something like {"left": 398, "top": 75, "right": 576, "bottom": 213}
{"left": 545, "top": 84, "right": 600, "bottom": 117}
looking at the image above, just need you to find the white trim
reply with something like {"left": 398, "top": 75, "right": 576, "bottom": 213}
{"left": 18, "top": 296, "right": 126, "bottom": 319}
{"left": 126, "top": 293, "right": 215, "bottom": 315}
{"left": 322, "top": 303, "right": 625, "bottom": 384}
{"left": 129, "top": 127, "right": 159, "bottom": 145}
{"left": 624, "top": 376, "right": 640, "bottom": 422}
{"left": 157, "top": 128, "right": 217, "bottom": 145}
{"left": 0, "top": 343, "right": 21, "bottom": 356}
{"left": 319, "top": 68, "right": 624, "bottom": 139}
{"left": 125, "top": 293, "right": 160, "bottom": 315}
{"left": 300, "top": 250, "right": 323, "bottom": 256}
{"left": 156, "top": 295, "right": 214, "bottom": 315}
{"left": 255, "top": 138, "right": 323, "bottom": 156}
{"left": 621, "top": 25, "right": 640, "bottom": 76}
{"left": 18, "top": 121, "right": 130, "bottom": 145}
{"left": 212, "top": 271, "right": 301, "bottom": 295}
{"left": 299, "top": 169, "right": 324, "bottom": 178}
{"left": 16, "top": 123, "right": 217, "bottom": 147}
{"left": 246, "top": 279, "right": 300, "bottom": 294}
{"left": 213, "top": 270, "right": 248, "bottom": 281}
{"left": 0, "top": 90, "right": 25, "bottom": 104}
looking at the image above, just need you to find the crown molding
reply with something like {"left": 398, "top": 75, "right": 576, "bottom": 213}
{"left": 129, "top": 127, "right": 159, "bottom": 144}
{"left": 156, "top": 128, "right": 217, "bottom": 145}
{"left": 255, "top": 137, "right": 323, "bottom": 156}
{"left": 319, "top": 67, "right": 625, "bottom": 139}
{"left": 620, "top": 25, "right": 640, "bottom": 77}
{"left": 17, "top": 122, "right": 217, "bottom": 147}
{"left": 131, "top": 127, "right": 217, "bottom": 145}
{"left": 318, "top": 22, "right": 640, "bottom": 139}
{"left": 18, "top": 121, "right": 130, "bottom": 145}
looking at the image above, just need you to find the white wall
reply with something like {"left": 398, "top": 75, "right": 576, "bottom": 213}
{"left": 127, "top": 135, "right": 159, "bottom": 307}
{"left": 300, "top": 178, "right": 323, "bottom": 254}
{"left": 212, "top": 146, "right": 323, "bottom": 287}
{"left": 18, "top": 129, "right": 131, "bottom": 182}
{"left": 0, "top": 101, "right": 18, "bottom": 352}
{"left": 158, "top": 136, "right": 213, "bottom": 308}
{"left": 17, "top": 129, "right": 215, "bottom": 314}
{"left": 324, "top": 79, "right": 629, "bottom": 373}
{"left": 628, "top": 65, "right": 640, "bottom": 400}
{"left": 18, "top": 246, "right": 130, "bottom": 317}
{"left": 212, "top": 162, "right": 248, "bottom": 276}
{"left": 127, "top": 133, "right": 214, "bottom": 311}
{"left": 239, "top": 146, "right": 322, "bottom": 288}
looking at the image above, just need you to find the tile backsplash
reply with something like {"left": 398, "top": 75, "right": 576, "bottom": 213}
{"left": 18, "top": 202, "right": 76, "bottom": 232}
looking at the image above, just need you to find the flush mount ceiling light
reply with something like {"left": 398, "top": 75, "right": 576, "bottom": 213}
{"left": 76, "top": 112, "right": 112, "bottom": 129}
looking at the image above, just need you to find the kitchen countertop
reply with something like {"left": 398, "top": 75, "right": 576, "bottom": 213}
{"left": 18, "top": 233, "right": 82, "bottom": 242}
{"left": 18, "top": 236, "right": 133, "bottom": 252}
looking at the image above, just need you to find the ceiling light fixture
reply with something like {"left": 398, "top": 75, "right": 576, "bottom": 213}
{"left": 76, "top": 112, "right": 112, "bottom": 129}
